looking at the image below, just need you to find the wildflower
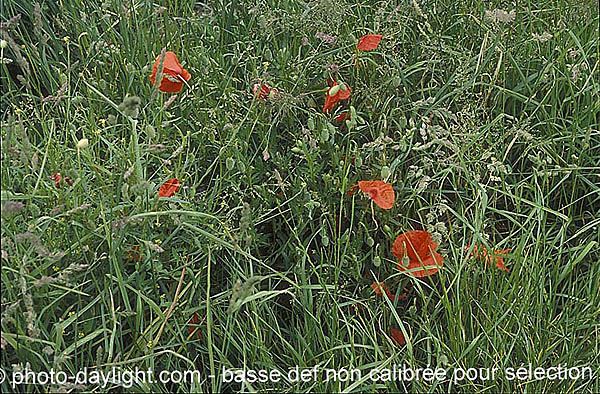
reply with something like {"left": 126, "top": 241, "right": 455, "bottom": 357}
{"left": 372, "top": 282, "right": 407, "bottom": 302}
{"left": 347, "top": 183, "right": 358, "bottom": 196}
{"left": 49, "top": 173, "right": 61, "bottom": 188}
{"left": 335, "top": 112, "right": 351, "bottom": 122}
{"left": 390, "top": 328, "right": 406, "bottom": 346}
{"left": 485, "top": 9, "right": 516, "bottom": 23}
{"left": 323, "top": 79, "right": 351, "bottom": 114}
{"left": 315, "top": 32, "right": 337, "bottom": 44}
{"left": 188, "top": 312, "right": 202, "bottom": 340}
{"left": 149, "top": 51, "right": 191, "bottom": 93}
{"left": 358, "top": 180, "right": 395, "bottom": 209}
{"left": 77, "top": 138, "right": 89, "bottom": 149}
{"left": 144, "top": 240, "right": 164, "bottom": 253}
{"left": 357, "top": 34, "right": 383, "bottom": 51}
{"left": 467, "top": 244, "right": 510, "bottom": 272}
{"left": 126, "top": 245, "right": 142, "bottom": 262}
{"left": 158, "top": 178, "right": 180, "bottom": 197}
{"left": 532, "top": 32, "right": 553, "bottom": 42}
{"left": 392, "top": 230, "right": 443, "bottom": 277}
{"left": 0, "top": 39, "right": 7, "bottom": 49}
{"left": 253, "top": 83, "right": 278, "bottom": 100}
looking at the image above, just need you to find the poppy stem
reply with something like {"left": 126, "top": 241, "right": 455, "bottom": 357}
{"left": 371, "top": 200, "right": 378, "bottom": 230}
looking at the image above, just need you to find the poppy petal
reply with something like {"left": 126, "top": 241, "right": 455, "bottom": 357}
{"left": 160, "top": 79, "right": 184, "bottom": 93}
{"left": 358, "top": 180, "right": 395, "bottom": 209}
{"left": 188, "top": 312, "right": 202, "bottom": 340}
{"left": 372, "top": 282, "right": 408, "bottom": 301}
{"left": 469, "top": 244, "right": 510, "bottom": 272}
{"left": 323, "top": 80, "right": 352, "bottom": 114}
{"left": 357, "top": 34, "right": 383, "bottom": 51}
{"left": 397, "top": 252, "right": 443, "bottom": 278}
{"left": 392, "top": 230, "right": 435, "bottom": 262}
{"left": 162, "top": 51, "right": 184, "bottom": 74}
{"left": 390, "top": 328, "right": 406, "bottom": 346}
{"left": 150, "top": 51, "right": 190, "bottom": 93}
{"left": 158, "top": 178, "right": 180, "bottom": 197}
{"left": 335, "top": 112, "right": 351, "bottom": 122}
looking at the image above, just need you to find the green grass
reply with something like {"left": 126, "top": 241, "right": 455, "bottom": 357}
{"left": 1, "top": 0, "right": 599, "bottom": 392}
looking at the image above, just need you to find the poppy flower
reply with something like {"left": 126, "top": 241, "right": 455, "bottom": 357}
{"left": 323, "top": 80, "right": 352, "bottom": 114}
{"left": 358, "top": 180, "right": 395, "bottom": 209}
{"left": 392, "top": 230, "right": 443, "bottom": 277}
{"left": 468, "top": 244, "right": 510, "bottom": 272}
{"left": 126, "top": 245, "right": 142, "bottom": 262}
{"left": 347, "top": 183, "right": 359, "bottom": 196}
{"left": 357, "top": 34, "right": 383, "bottom": 51}
{"left": 253, "top": 83, "right": 278, "bottom": 100}
{"left": 188, "top": 312, "right": 202, "bottom": 341}
{"left": 390, "top": 328, "right": 406, "bottom": 346}
{"left": 335, "top": 112, "right": 351, "bottom": 122}
{"left": 158, "top": 178, "right": 180, "bottom": 197}
{"left": 49, "top": 173, "right": 61, "bottom": 188}
{"left": 372, "top": 282, "right": 408, "bottom": 302}
{"left": 149, "top": 51, "right": 191, "bottom": 93}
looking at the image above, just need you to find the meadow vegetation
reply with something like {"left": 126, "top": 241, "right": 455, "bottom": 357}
{"left": 1, "top": 0, "right": 599, "bottom": 392}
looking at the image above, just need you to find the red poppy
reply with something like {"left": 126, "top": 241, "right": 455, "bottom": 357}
{"left": 188, "top": 312, "right": 202, "bottom": 341}
{"left": 49, "top": 173, "right": 61, "bottom": 188}
{"left": 158, "top": 178, "right": 180, "bottom": 197}
{"left": 358, "top": 180, "right": 395, "bottom": 209}
{"left": 149, "top": 51, "right": 191, "bottom": 93}
{"left": 347, "top": 183, "right": 359, "bottom": 196}
{"left": 357, "top": 34, "right": 383, "bottom": 51}
{"left": 253, "top": 83, "right": 278, "bottom": 100}
{"left": 468, "top": 244, "right": 510, "bottom": 272}
{"left": 126, "top": 245, "right": 142, "bottom": 262}
{"left": 390, "top": 328, "right": 406, "bottom": 346}
{"left": 392, "top": 230, "right": 443, "bottom": 277}
{"left": 372, "top": 282, "right": 407, "bottom": 302}
{"left": 335, "top": 112, "right": 351, "bottom": 122}
{"left": 323, "top": 80, "right": 352, "bottom": 114}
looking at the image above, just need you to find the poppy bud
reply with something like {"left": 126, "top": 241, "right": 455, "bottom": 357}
{"left": 355, "top": 157, "right": 363, "bottom": 167}
{"left": 339, "top": 82, "right": 347, "bottom": 91}
{"left": 373, "top": 256, "right": 381, "bottom": 267}
{"left": 226, "top": 157, "right": 235, "bottom": 170}
{"left": 320, "top": 128, "right": 329, "bottom": 141}
{"left": 381, "top": 166, "right": 391, "bottom": 179}
{"left": 0, "top": 40, "right": 7, "bottom": 49}
{"left": 399, "top": 116, "right": 407, "bottom": 129}
{"left": 291, "top": 147, "right": 302, "bottom": 153}
{"left": 77, "top": 138, "right": 89, "bottom": 149}
{"left": 121, "top": 183, "right": 129, "bottom": 198}
{"left": 146, "top": 125, "right": 156, "bottom": 139}
{"left": 366, "top": 236, "right": 375, "bottom": 247}
{"left": 327, "top": 123, "right": 336, "bottom": 134}
{"left": 402, "top": 255, "right": 410, "bottom": 267}
{"left": 71, "top": 96, "right": 83, "bottom": 105}
{"left": 321, "top": 233, "right": 329, "bottom": 247}
{"left": 383, "top": 224, "right": 391, "bottom": 233}
{"left": 307, "top": 117, "right": 315, "bottom": 131}
{"left": 328, "top": 84, "right": 340, "bottom": 96}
